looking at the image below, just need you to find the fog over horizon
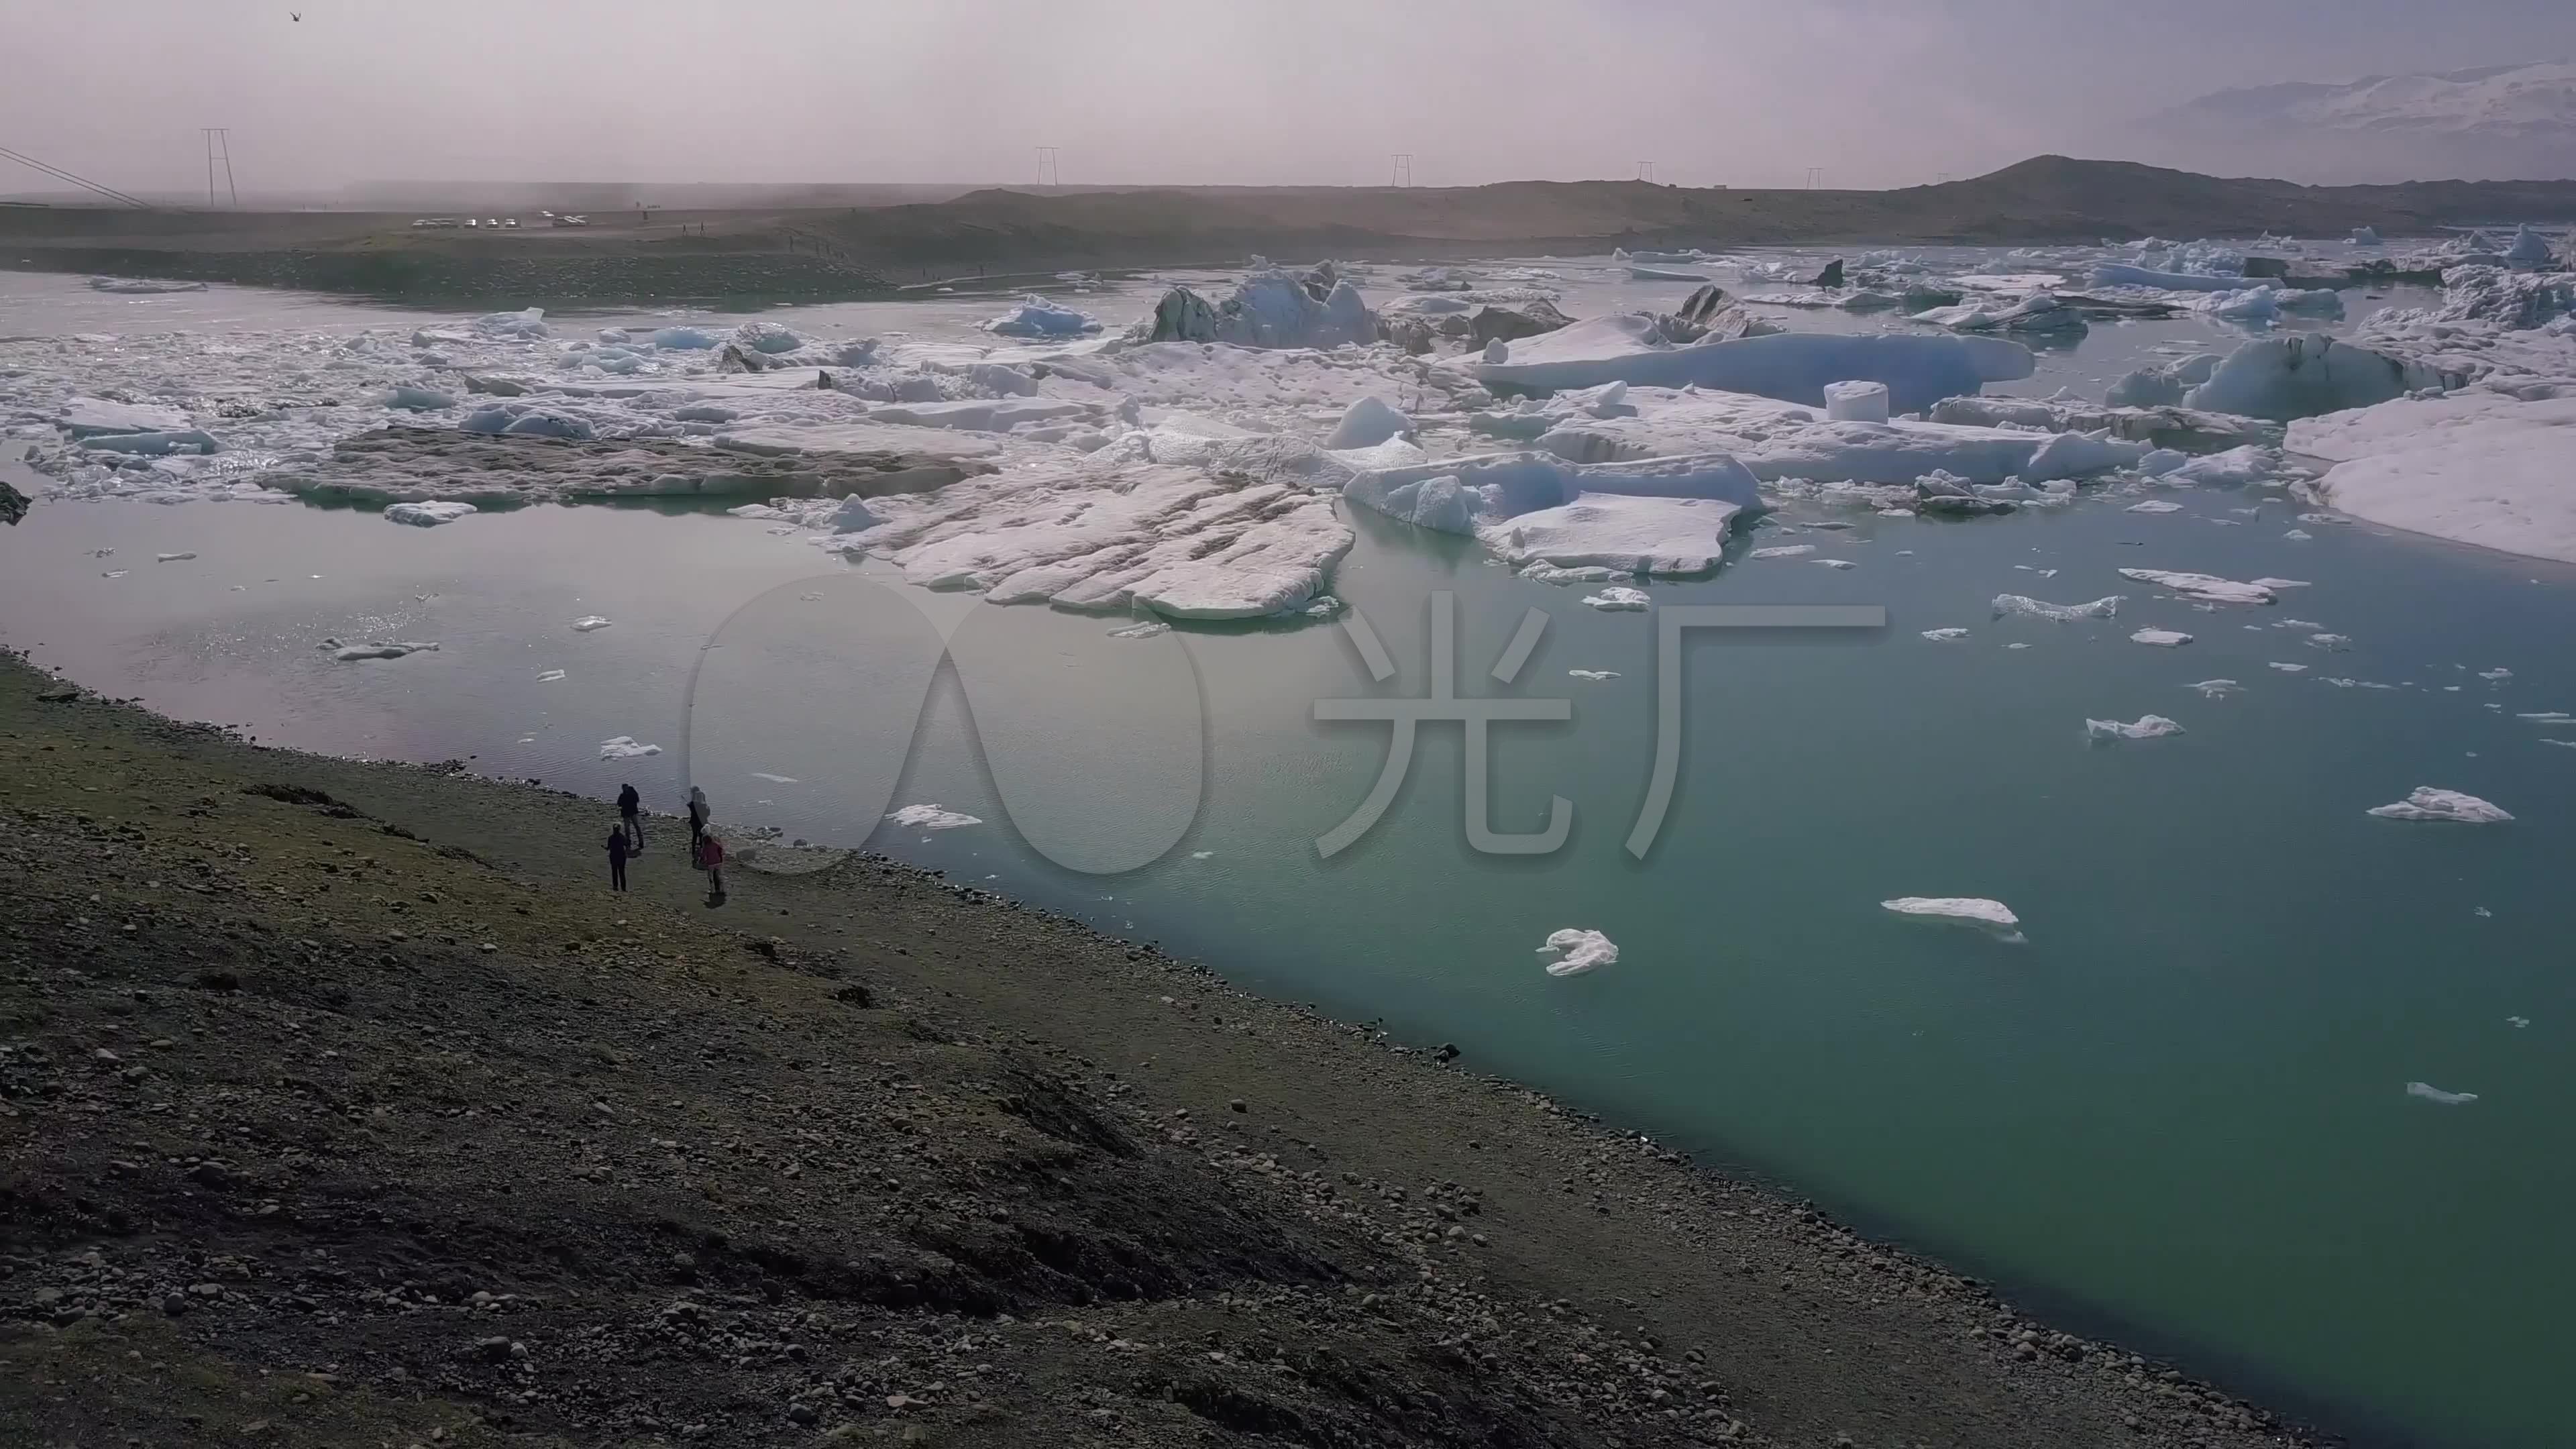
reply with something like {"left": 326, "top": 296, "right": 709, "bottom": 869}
{"left": 8, "top": 0, "right": 2576, "bottom": 199}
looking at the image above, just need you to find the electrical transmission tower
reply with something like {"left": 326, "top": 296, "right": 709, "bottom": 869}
{"left": 1034, "top": 146, "right": 1061, "bottom": 187}
{"left": 1389, "top": 153, "right": 1413, "bottom": 188}
{"left": 202, "top": 129, "right": 237, "bottom": 208}
{"left": 1635, "top": 160, "right": 1656, "bottom": 183}
{"left": 1804, "top": 166, "right": 1823, "bottom": 190}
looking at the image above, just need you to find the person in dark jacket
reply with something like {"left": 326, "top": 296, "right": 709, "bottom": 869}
{"left": 616, "top": 783, "right": 645, "bottom": 852}
{"left": 686, "top": 786, "right": 710, "bottom": 859}
{"left": 605, "top": 820, "right": 631, "bottom": 892}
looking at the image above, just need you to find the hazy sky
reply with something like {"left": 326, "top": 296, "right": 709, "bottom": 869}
{"left": 7, "top": 0, "right": 2574, "bottom": 195}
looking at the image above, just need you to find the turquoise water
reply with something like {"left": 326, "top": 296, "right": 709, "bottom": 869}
{"left": 5, "top": 263, "right": 2573, "bottom": 1446}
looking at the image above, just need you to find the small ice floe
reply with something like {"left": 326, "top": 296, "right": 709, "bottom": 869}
{"left": 885, "top": 804, "right": 981, "bottom": 830}
{"left": 2269, "top": 662, "right": 2308, "bottom": 673}
{"left": 1881, "top": 896, "right": 2023, "bottom": 941}
{"left": 1190, "top": 850, "right": 1215, "bottom": 859}
{"left": 2284, "top": 529, "right": 2314, "bottom": 541}
{"left": 2116, "top": 569, "right": 2274, "bottom": 605}
{"left": 2543, "top": 739, "right": 2576, "bottom": 750}
{"left": 1992, "top": 593, "right": 2121, "bottom": 622}
{"left": 1108, "top": 621, "right": 1171, "bottom": 639}
{"left": 537, "top": 668, "right": 566, "bottom": 682}
{"left": 2275, "top": 618, "right": 2323, "bottom": 631}
{"left": 2308, "top": 633, "right": 2351, "bottom": 650}
{"left": 2251, "top": 577, "right": 2309, "bottom": 590}
{"left": 1750, "top": 544, "right": 1816, "bottom": 559}
{"left": 154, "top": 551, "right": 197, "bottom": 563}
{"left": 2367, "top": 788, "right": 2512, "bottom": 823}
{"left": 572, "top": 615, "right": 613, "bottom": 631}
{"left": 1536, "top": 928, "right": 1619, "bottom": 977}
{"left": 750, "top": 772, "right": 799, "bottom": 785}
{"left": 333, "top": 641, "right": 440, "bottom": 661}
{"left": 2517, "top": 712, "right": 2574, "bottom": 723}
{"left": 2186, "top": 679, "right": 2242, "bottom": 698}
{"left": 1582, "top": 587, "right": 1651, "bottom": 612}
{"left": 2130, "top": 628, "right": 2194, "bottom": 647}
{"left": 101, "top": 570, "right": 128, "bottom": 579}
{"left": 2012, "top": 565, "right": 2061, "bottom": 579}
{"left": 2086, "top": 714, "right": 2185, "bottom": 741}
{"left": 2478, "top": 667, "right": 2513, "bottom": 682}
{"left": 598, "top": 736, "right": 661, "bottom": 759}
{"left": 2405, "top": 1081, "right": 2478, "bottom": 1106}
{"left": 386, "top": 500, "right": 476, "bottom": 527}
{"left": 2005, "top": 642, "right": 2031, "bottom": 650}
{"left": 1921, "top": 627, "right": 1970, "bottom": 641}
{"left": 2508, "top": 1015, "right": 2529, "bottom": 1028}
{"left": 2127, "top": 500, "right": 2184, "bottom": 515}
{"left": 1567, "top": 669, "right": 1621, "bottom": 681}
{"left": 1813, "top": 557, "right": 1858, "bottom": 570}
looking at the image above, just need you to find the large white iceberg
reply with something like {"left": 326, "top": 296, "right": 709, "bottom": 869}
{"left": 1452, "top": 318, "right": 2032, "bottom": 413}
{"left": 1529, "top": 388, "right": 2144, "bottom": 484}
{"left": 984, "top": 296, "right": 1102, "bottom": 338}
{"left": 1478, "top": 493, "right": 1747, "bottom": 576}
{"left": 2290, "top": 393, "right": 2576, "bottom": 564}
{"left": 2367, "top": 788, "right": 2512, "bottom": 822}
{"left": 2184, "top": 335, "right": 2453, "bottom": 422}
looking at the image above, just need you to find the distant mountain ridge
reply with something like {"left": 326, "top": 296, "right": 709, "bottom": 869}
{"left": 2147, "top": 61, "right": 2576, "bottom": 182}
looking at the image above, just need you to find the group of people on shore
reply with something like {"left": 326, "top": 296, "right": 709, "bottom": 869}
{"left": 604, "top": 783, "right": 724, "bottom": 903}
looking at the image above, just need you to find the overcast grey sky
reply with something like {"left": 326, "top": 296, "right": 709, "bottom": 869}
{"left": 6, "top": 0, "right": 2573, "bottom": 195}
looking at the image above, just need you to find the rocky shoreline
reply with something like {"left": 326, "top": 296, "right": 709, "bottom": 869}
{"left": 0, "top": 647, "right": 2328, "bottom": 1448}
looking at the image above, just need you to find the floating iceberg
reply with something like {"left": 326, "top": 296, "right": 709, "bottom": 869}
{"left": 1537, "top": 928, "right": 1619, "bottom": 977}
{"left": 1921, "top": 627, "right": 1970, "bottom": 641}
{"left": 2184, "top": 335, "right": 2453, "bottom": 422}
{"left": 1581, "top": 586, "right": 1651, "bottom": 611}
{"left": 1822, "top": 380, "right": 1890, "bottom": 423}
{"left": 2367, "top": 788, "right": 2512, "bottom": 822}
{"left": 1993, "top": 594, "right": 2122, "bottom": 622}
{"left": 2116, "top": 569, "right": 2275, "bottom": 605}
{"left": 1534, "top": 388, "right": 2145, "bottom": 485}
{"left": 2130, "top": 628, "right": 2194, "bottom": 647}
{"left": 1881, "top": 897, "right": 2022, "bottom": 935}
{"left": 571, "top": 615, "right": 613, "bottom": 631}
{"left": 1324, "top": 396, "right": 1413, "bottom": 449}
{"left": 384, "top": 500, "right": 476, "bottom": 527}
{"left": 333, "top": 641, "right": 440, "bottom": 661}
{"left": 2290, "top": 393, "right": 2576, "bottom": 564}
{"left": 886, "top": 804, "right": 982, "bottom": 830}
{"left": 1453, "top": 319, "right": 2032, "bottom": 413}
{"left": 598, "top": 736, "right": 661, "bottom": 759}
{"left": 2086, "top": 714, "right": 2185, "bottom": 741}
{"left": 2089, "top": 262, "right": 2252, "bottom": 292}
{"left": 2406, "top": 1081, "right": 2479, "bottom": 1106}
{"left": 1479, "top": 494, "right": 1746, "bottom": 576}
{"left": 984, "top": 296, "right": 1102, "bottom": 338}
{"left": 2106, "top": 353, "right": 2223, "bottom": 407}
{"left": 1136, "top": 267, "right": 1376, "bottom": 350}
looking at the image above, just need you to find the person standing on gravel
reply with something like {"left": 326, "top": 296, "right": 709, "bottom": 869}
{"left": 686, "top": 785, "right": 710, "bottom": 861}
{"left": 700, "top": 831, "right": 726, "bottom": 905}
{"left": 616, "top": 782, "right": 645, "bottom": 853}
{"left": 604, "top": 819, "right": 632, "bottom": 892}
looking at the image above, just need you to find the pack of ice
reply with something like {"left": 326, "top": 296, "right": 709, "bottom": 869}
{"left": 651, "top": 326, "right": 720, "bottom": 350}
{"left": 461, "top": 403, "right": 596, "bottom": 441}
{"left": 1921, "top": 627, "right": 1970, "bottom": 641}
{"left": 2116, "top": 569, "right": 2275, "bottom": 605}
{"left": 1537, "top": 928, "right": 1619, "bottom": 977}
{"left": 471, "top": 308, "right": 550, "bottom": 339}
{"left": 1822, "top": 380, "right": 1890, "bottom": 423}
{"left": 2288, "top": 394, "right": 2576, "bottom": 564}
{"left": 1911, "top": 293, "right": 2086, "bottom": 335}
{"left": 55, "top": 397, "right": 194, "bottom": 437}
{"left": 1534, "top": 388, "right": 2143, "bottom": 485}
{"left": 598, "top": 736, "right": 661, "bottom": 759}
{"left": 382, "top": 384, "right": 458, "bottom": 412}
{"left": 1992, "top": 593, "right": 2122, "bottom": 622}
{"left": 2504, "top": 225, "right": 2558, "bottom": 265}
{"left": 334, "top": 641, "right": 441, "bottom": 661}
{"left": 2406, "top": 1081, "right": 2479, "bottom": 1105}
{"left": 2089, "top": 262, "right": 2250, "bottom": 292}
{"left": 76, "top": 429, "right": 219, "bottom": 455}
{"left": 2184, "top": 335, "right": 2453, "bottom": 422}
{"left": 384, "top": 500, "right": 476, "bottom": 527}
{"left": 2106, "top": 353, "right": 2223, "bottom": 407}
{"left": 984, "top": 296, "right": 1102, "bottom": 338}
{"left": 1581, "top": 587, "right": 1652, "bottom": 611}
{"left": 2367, "top": 788, "right": 2512, "bottom": 822}
{"left": 885, "top": 804, "right": 983, "bottom": 830}
{"left": 1453, "top": 320, "right": 2032, "bottom": 413}
{"left": 2086, "top": 714, "right": 2185, "bottom": 741}
{"left": 1881, "top": 897, "right": 2021, "bottom": 930}
{"left": 1481, "top": 494, "right": 1746, "bottom": 576}
{"left": 1324, "top": 396, "right": 1413, "bottom": 449}
{"left": 1752, "top": 544, "right": 1816, "bottom": 559}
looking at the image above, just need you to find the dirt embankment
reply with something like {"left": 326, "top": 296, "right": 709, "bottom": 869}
{"left": 0, "top": 648, "right": 2331, "bottom": 1448}
{"left": 7, "top": 155, "right": 2573, "bottom": 307}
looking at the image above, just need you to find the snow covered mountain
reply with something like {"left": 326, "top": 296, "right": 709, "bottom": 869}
{"left": 2144, "top": 62, "right": 2576, "bottom": 182}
